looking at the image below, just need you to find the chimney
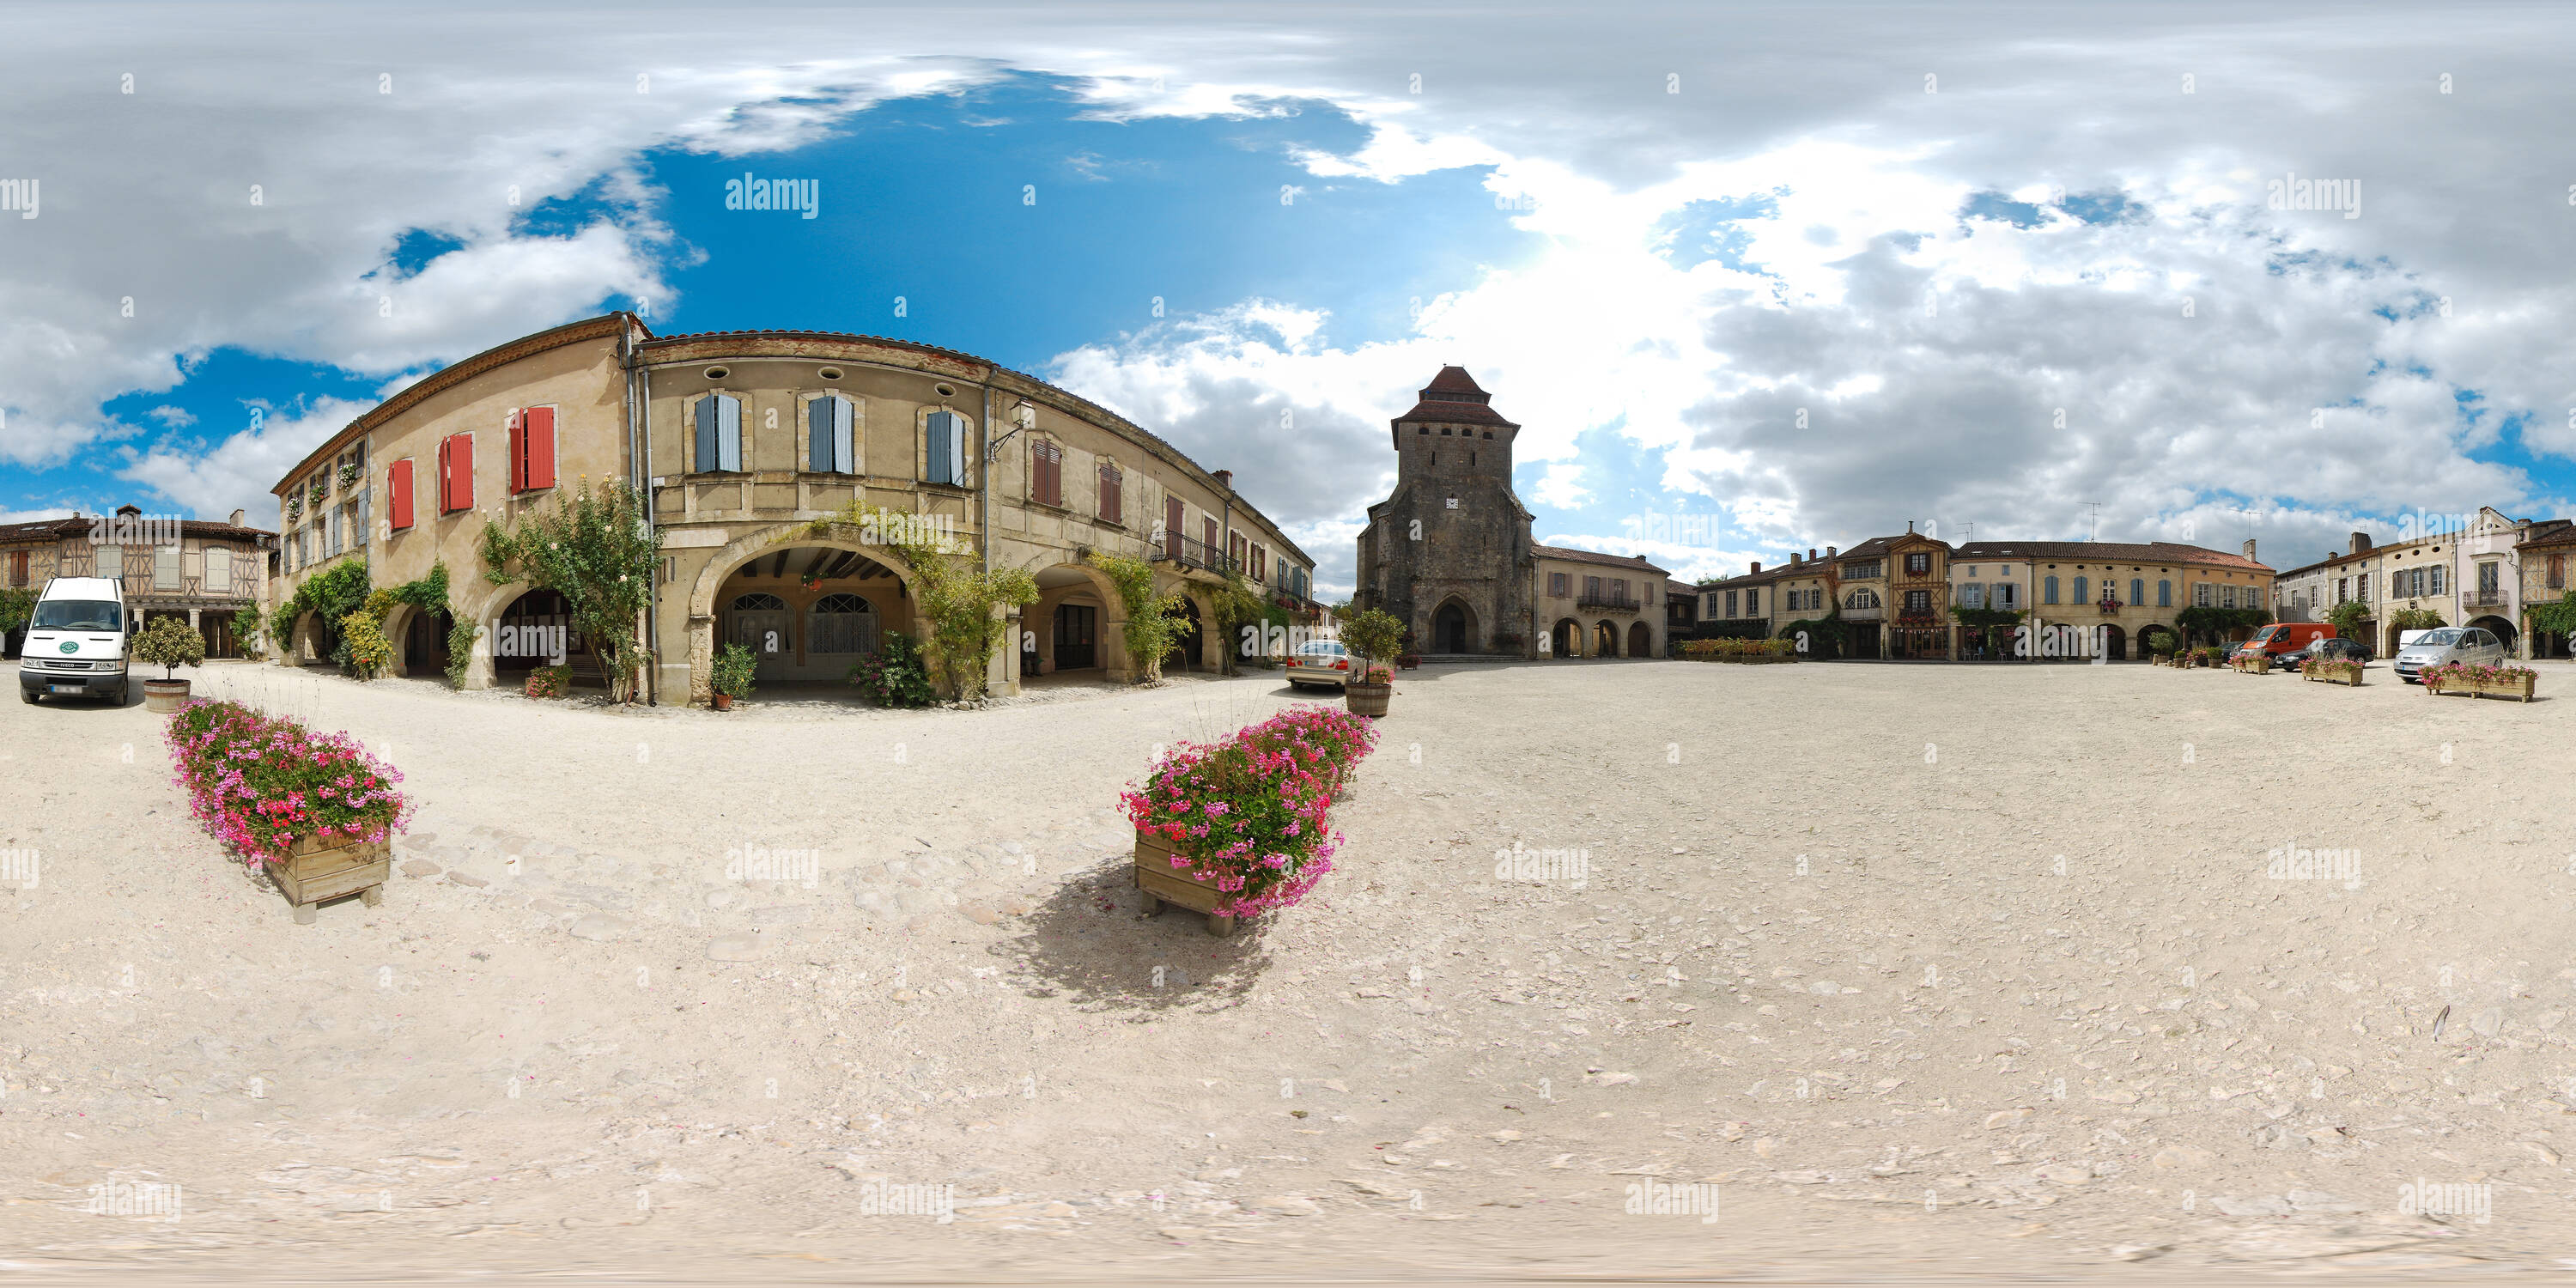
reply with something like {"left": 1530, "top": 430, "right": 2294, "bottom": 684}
{"left": 2242, "top": 538, "right": 2257, "bottom": 562}
{"left": 1907, "top": 519, "right": 1915, "bottom": 533}
{"left": 1749, "top": 561, "right": 1762, "bottom": 575}
{"left": 229, "top": 507, "right": 246, "bottom": 527}
{"left": 1789, "top": 552, "right": 1801, "bottom": 565}
{"left": 2348, "top": 532, "right": 2371, "bottom": 556}
{"left": 1213, "top": 470, "right": 1233, "bottom": 490}
{"left": 1808, "top": 547, "right": 1819, "bottom": 562}
{"left": 1826, "top": 545, "right": 1838, "bottom": 558}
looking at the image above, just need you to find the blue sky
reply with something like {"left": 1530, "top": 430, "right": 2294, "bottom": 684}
{"left": 10, "top": 4, "right": 2576, "bottom": 592}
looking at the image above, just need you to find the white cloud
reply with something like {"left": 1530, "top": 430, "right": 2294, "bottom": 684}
{"left": 1532, "top": 463, "right": 1590, "bottom": 508}
{"left": 118, "top": 397, "right": 374, "bottom": 525}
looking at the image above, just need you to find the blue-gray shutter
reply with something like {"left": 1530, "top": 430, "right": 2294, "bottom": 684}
{"left": 947, "top": 412, "right": 967, "bottom": 483}
{"left": 807, "top": 398, "right": 833, "bottom": 473}
{"left": 694, "top": 394, "right": 717, "bottom": 472}
{"left": 717, "top": 395, "right": 742, "bottom": 472}
{"left": 926, "top": 410, "right": 954, "bottom": 483}
{"left": 832, "top": 398, "right": 854, "bottom": 474}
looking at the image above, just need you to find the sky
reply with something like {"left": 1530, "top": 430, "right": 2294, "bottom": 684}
{"left": 5, "top": 2, "right": 2576, "bottom": 595}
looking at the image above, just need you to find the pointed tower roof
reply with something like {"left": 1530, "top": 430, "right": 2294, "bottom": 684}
{"left": 1392, "top": 366, "right": 1517, "bottom": 440}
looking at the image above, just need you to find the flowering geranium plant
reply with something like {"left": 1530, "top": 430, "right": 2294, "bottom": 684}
{"left": 166, "top": 700, "right": 410, "bottom": 866}
{"left": 1120, "top": 706, "right": 1376, "bottom": 918}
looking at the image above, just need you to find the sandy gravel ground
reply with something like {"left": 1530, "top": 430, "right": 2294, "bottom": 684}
{"left": 5, "top": 654, "right": 2576, "bottom": 1284}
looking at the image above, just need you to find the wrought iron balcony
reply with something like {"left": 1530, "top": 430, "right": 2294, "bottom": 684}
{"left": 1577, "top": 592, "right": 1642, "bottom": 614}
{"left": 2463, "top": 589, "right": 2510, "bottom": 609}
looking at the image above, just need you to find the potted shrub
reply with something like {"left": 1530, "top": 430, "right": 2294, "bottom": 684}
{"left": 133, "top": 616, "right": 205, "bottom": 712}
{"left": 1122, "top": 706, "right": 1376, "bottom": 935}
{"left": 165, "top": 699, "right": 408, "bottom": 923}
{"left": 1339, "top": 609, "right": 1405, "bottom": 718}
{"left": 525, "top": 664, "right": 571, "bottom": 699}
{"left": 711, "top": 641, "right": 756, "bottom": 711}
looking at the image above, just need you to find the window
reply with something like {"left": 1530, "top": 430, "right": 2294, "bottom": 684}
{"left": 924, "top": 410, "right": 969, "bottom": 485}
{"left": 1955, "top": 584, "right": 1982, "bottom": 609}
{"left": 388, "top": 459, "right": 414, "bottom": 530}
{"left": 2221, "top": 585, "right": 2237, "bottom": 609}
{"left": 1745, "top": 589, "right": 1759, "bottom": 616}
{"left": 202, "top": 544, "right": 228, "bottom": 592}
{"left": 510, "top": 406, "right": 557, "bottom": 492}
{"left": 439, "top": 432, "right": 475, "bottom": 512}
{"left": 2157, "top": 579, "right": 2172, "bottom": 607}
{"left": 2194, "top": 582, "right": 2213, "bottom": 607}
{"left": 2429, "top": 565, "right": 2445, "bottom": 597}
{"left": 2129, "top": 578, "right": 2144, "bottom": 606}
{"left": 2335, "top": 576, "right": 2347, "bottom": 602}
{"left": 693, "top": 393, "right": 744, "bottom": 473}
{"left": 2478, "top": 562, "right": 2499, "bottom": 594}
{"left": 807, "top": 592, "right": 878, "bottom": 654}
{"left": 1995, "top": 582, "right": 2018, "bottom": 608}
{"left": 95, "top": 544, "right": 123, "bottom": 584}
{"left": 1722, "top": 591, "right": 1736, "bottom": 618}
{"left": 1550, "top": 572, "right": 1569, "bottom": 597}
{"left": 1030, "top": 439, "right": 1063, "bottom": 507}
{"left": 1203, "top": 516, "right": 1218, "bottom": 555}
{"left": 1844, "top": 560, "right": 1881, "bottom": 579}
{"left": 1253, "top": 546, "right": 1267, "bottom": 581}
{"left": 155, "top": 543, "right": 180, "bottom": 590}
{"left": 1904, "top": 589, "right": 1931, "bottom": 614}
{"left": 2073, "top": 576, "right": 2088, "bottom": 604}
{"left": 1646, "top": 583, "right": 1656, "bottom": 605}
{"left": 2550, "top": 554, "right": 2565, "bottom": 589}
{"left": 1611, "top": 577, "right": 1628, "bottom": 601}
{"left": 1097, "top": 461, "right": 1123, "bottom": 524}
{"left": 806, "top": 395, "right": 855, "bottom": 475}
{"left": 1230, "top": 532, "right": 1247, "bottom": 572}
{"left": 2044, "top": 575, "right": 2060, "bottom": 605}
{"left": 7, "top": 550, "right": 25, "bottom": 587}
{"left": 1583, "top": 574, "right": 1602, "bottom": 600}
{"left": 1905, "top": 552, "right": 1930, "bottom": 575}
{"left": 1850, "top": 587, "right": 1881, "bottom": 609}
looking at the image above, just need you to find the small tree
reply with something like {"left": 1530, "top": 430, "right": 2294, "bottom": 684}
{"left": 1340, "top": 608, "right": 1406, "bottom": 683}
{"left": 2323, "top": 598, "right": 2369, "bottom": 640}
{"left": 1087, "top": 551, "right": 1189, "bottom": 683}
{"left": 805, "top": 502, "right": 1036, "bottom": 702}
{"left": 481, "top": 479, "right": 660, "bottom": 702}
{"left": 712, "top": 642, "right": 757, "bottom": 700}
{"left": 0, "top": 586, "right": 36, "bottom": 638}
{"left": 229, "top": 603, "right": 265, "bottom": 658}
{"left": 339, "top": 610, "right": 392, "bottom": 679}
{"left": 1208, "top": 572, "right": 1268, "bottom": 676}
{"left": 2385, "top": 606, "right": 2445, "bottom": 634}
{"left": 132, "top": 616, "right": 206, "bottom": 680}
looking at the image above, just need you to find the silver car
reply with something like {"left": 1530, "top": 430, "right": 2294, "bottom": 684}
{"left": 2391, "top": 626, "right": 2507, "bottom": 684}
{"left": 1285, "top": 639, "right": 1351, "bottom": 690}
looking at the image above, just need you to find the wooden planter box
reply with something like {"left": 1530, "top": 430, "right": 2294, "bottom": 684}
{"left": 265, "top": 833, "right": 390, "bottom": 925}
{"left": 1346, "top": 682, "right": 1392, "bottom": 717}
{"left": 2233, "top": 655, "right": 2272, "bottom": 674}
{"left": 2427, "top": 674, "right": 2537, "bottom": 702}
{"left": 1133, "top": 829, "right": 1240, "bottom": 937}
{"left": 2302, "top": 666, "right": 2364, "bottom": 687}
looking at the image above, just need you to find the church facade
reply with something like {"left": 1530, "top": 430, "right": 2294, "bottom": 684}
{"left": 1355, "top": 368, "right": 1667, "bottom": 659}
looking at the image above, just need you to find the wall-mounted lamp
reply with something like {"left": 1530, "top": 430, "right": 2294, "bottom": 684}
{"left": 987, "top": 398, "right": 1036, "bottom": 463}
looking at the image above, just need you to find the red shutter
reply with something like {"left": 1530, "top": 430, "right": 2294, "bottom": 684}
{"left": 443, "top": 434, "right": 474, "bottom": 512}
{"left": 525, "top": 406, "right": 556, "bottom": 490}
{"left": 507, "top": 410, "right": 526, "bottom": 493}
{"left": 388, "top": 459, "right": 414, "bottom": 530}
{"left": 1165, "top": 496, "right": 1182, "bottom": 559}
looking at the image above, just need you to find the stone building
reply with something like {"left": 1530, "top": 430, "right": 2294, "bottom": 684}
{"left": 2515, "top": 519, "right": 2576, "bottom": 658}
{"left": 1952, "top": 538, "right": 2272, "bottom": 659}
{"left": 0, "top": 505, "right": 271, "bottom": 657}
{"left": 264, "top": 313, "right": 1319, "bottom": 703}
{"left": 1355, "top": 367, "right": 1667, "bottom": 659}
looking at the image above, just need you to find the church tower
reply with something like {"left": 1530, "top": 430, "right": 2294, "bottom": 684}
{"left": 1355, "top": 368, "right": 1536, "bottom": 656}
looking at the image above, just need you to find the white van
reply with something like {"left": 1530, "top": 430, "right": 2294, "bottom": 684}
{"left": 17, "top": 576, "right": 132, "bottom": 705}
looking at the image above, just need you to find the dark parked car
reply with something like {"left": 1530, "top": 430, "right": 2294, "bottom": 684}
{"left": 2276, "top": 636, "right": 2371, "bottom": 671}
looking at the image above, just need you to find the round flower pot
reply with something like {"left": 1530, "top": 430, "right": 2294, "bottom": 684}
{"left": 143, "top": 677, "right": 191, "bottom": 713}
{"left": 713, "top": 693, "right": 734, "bottom": 711}
{"left": 1344, "top": 681, "right": 1392, "bottom": 718}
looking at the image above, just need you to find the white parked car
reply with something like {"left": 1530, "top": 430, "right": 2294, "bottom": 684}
{"left": 2391, "top": 626, "right": 2507, "bottom": 685}
{"left": 18, "top": 576, "right": 133, "bottom": 705}
{"left": 1285, "top": 639, "right": 1352, "bottom": 690}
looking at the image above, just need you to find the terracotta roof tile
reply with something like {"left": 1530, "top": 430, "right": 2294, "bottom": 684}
{"left": 1534, "top": 543, "right": 1668, "bottom": 575}
{"left": 1950, "top": 539, "right": 2270, "bottom": 572}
